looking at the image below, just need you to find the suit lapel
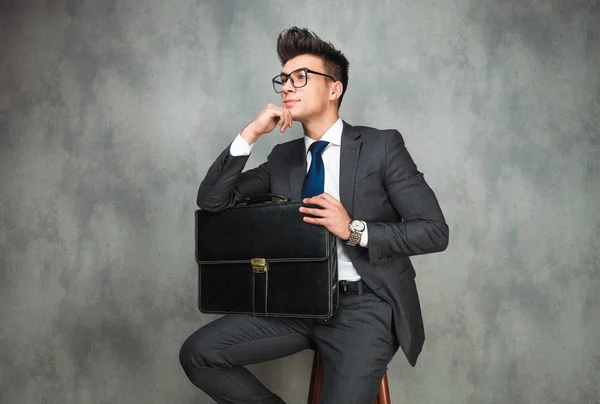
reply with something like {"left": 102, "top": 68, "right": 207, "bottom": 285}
{"left": 339, "top": 121, "right": 362, "bottom": 217}
{"left": 288, "top": 138, "right": 307, "bottom": 201}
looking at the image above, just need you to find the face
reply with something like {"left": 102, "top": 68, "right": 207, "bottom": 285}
{"left": 276, "top": 54, "right": 341, "bottom": 122}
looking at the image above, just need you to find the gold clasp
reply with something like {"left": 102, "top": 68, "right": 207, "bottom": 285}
{"left": 251, "top": 258, "right": 268, "bottom": 273}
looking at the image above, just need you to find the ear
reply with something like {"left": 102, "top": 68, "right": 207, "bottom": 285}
{"left": 329, "top": 81, "right": 343, "bottom": 102}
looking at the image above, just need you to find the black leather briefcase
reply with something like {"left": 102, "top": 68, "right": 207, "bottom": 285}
{"left": 195, "top": 194, "right": 339, "bottom": 319}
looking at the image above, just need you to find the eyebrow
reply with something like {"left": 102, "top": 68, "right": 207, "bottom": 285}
{"left": 280, "top": 67, "right": 307, "bottom": 75}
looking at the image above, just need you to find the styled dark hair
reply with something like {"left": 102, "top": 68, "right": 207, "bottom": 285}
{"left": 276, "top": 27, "right": 350, "bottom": 109}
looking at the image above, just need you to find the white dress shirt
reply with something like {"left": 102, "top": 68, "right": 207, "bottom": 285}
{"left": 229, "top": 118, "right": 367, "bottom": 281}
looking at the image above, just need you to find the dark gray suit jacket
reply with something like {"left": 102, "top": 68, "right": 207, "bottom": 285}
{"left": 197, "top": 121, "right": 449, "bottom": 366}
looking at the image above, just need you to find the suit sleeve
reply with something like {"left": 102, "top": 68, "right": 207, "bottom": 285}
{"left": 366, "top": 130, "right": 449, "bottom": 263}
{"left": 196, "top": 142, "right": 275, "bottom": 212}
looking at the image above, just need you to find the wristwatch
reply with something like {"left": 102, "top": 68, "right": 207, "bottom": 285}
{"left": 346, "top": 219, "right": 365, "bottom": 246}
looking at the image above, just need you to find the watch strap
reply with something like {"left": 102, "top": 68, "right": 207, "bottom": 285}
{"left": 346, "top": 221, "right": 363, "bottom": 246}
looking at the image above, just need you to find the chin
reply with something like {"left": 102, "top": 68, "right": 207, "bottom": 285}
{"left": 288, "top": 109, "right": 302, "bottom": 121}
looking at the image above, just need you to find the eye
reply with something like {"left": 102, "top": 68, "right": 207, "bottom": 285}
{"left": 291, "top": 71, "right": 306, "bottom": 81}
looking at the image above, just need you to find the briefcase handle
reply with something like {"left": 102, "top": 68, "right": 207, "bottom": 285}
{"left": 238, "top": 193, "right": 292, "bottom": 206}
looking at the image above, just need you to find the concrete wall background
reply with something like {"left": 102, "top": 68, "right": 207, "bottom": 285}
{"left": 1, "top": 0, "right": 598, "bottom": 403}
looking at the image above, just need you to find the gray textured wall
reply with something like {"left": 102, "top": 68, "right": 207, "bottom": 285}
{"left": 1, "top": 0, "right": 599, "bottom": 403}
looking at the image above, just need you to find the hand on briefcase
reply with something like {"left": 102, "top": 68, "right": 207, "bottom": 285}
{"left": 195, "top": 194, "right": 339, "bottom": 319}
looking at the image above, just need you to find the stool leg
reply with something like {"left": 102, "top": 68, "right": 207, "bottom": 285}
{"left": 307, "top": 351, "right": 324, "bottom": 404}
{"left": 376, "top": 371, "right": 391, "bottom": 404}
{"left": 309, "top": 353, "right": 391, "bottom": 404}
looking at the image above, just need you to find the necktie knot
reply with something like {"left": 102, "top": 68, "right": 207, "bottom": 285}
{"left": 309, "top": 140, "right": 329, "bottom": 155}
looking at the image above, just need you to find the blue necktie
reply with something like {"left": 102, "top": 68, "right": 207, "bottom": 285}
{"left": 301, "top": 141, "right": 329, "bottom": 199}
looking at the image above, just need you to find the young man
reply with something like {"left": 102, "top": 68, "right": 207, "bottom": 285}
{"left": 180, "top": 27, "right": 449, "bottom": 403}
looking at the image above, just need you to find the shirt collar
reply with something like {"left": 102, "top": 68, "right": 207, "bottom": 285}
{"left": 303, "top": 118, "right": 343, "bottom": 154}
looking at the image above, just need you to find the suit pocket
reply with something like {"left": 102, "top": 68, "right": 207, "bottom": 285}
{"left": 360, "top": 293, "right": 395, "bottom": 346}
{"left": 381, "top": 259, "right": 412, "bottom": 280}
{"left": 355, "top": 169, "right": 379, "bottom": 183}
{"left": 379, "top": 295, "right": 396, "bottom": 346}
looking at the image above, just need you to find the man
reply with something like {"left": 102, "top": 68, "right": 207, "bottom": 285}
{"left": 179, "top": 27, "right": 449, "bottom": 403}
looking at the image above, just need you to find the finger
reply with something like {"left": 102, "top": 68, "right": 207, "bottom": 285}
{"left": 303, "top": 196, "right": 335, "bottom": 209}
{"left": 299, "top": 206, "right": 328, "bottom": 217}
{"left": 278, "top": 110, "right": 289, "bottom": 133}
{"left": 302, "top": 197, "right": 325, "bottom": 208}
{"left": 303, "top": 216, "right": 324, "bottom": 226}
{"left": 282, "top": 109, "right": 291, "bottom": 132}
{"left": 286, "top": 110, "right": 292, "bottom": 131}
{"left": 303, "top": 196, "right": 322, "bottom": 205}
{"left": 318, "top": 193, "right": 340, "bottom": 206}
{"left": 276, "top": 111, "right": 286, "bottom": 132}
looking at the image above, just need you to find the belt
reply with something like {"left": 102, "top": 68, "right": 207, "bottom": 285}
{"left": 339, "top": 280, "right": 375, "bottom": 295}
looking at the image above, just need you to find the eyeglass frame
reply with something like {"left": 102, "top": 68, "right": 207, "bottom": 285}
{"left": 272, "top": 68, "right": 337, "bottom": 93}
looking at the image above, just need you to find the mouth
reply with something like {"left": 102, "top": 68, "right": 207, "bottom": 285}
{"left": 284, "top": 99, "right": 299, "bottom": 106}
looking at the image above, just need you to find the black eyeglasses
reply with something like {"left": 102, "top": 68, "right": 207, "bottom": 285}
{"left": 272, "top": 68, "right": 337, "bottom": 93}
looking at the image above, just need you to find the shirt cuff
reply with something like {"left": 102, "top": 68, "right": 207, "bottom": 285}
{"left": 359, "top": 221, "right": 368, "bottom": 248}
{"left": 229, "top": 133, "right": 254, "bottom": 156}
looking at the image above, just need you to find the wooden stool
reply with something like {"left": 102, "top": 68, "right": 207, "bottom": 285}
{"left": 307, "top": 351, "right": 391, "bottom": 404}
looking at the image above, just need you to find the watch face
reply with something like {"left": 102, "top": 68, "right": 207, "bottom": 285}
{"left": 351, "top": 220, "right": 365, "bottom": 231}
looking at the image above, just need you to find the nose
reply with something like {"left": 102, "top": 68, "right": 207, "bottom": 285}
{"left": 282, "top": 78, "right": 296, "bottom": 93}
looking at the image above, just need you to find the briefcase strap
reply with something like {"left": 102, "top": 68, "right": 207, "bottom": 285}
{"left": 237, "top": 194, "right": 291, "bottom": 206}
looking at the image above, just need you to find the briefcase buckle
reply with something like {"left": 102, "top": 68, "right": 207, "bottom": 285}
{"left": 251, "top": 258, "right": 268, "bottom": 273}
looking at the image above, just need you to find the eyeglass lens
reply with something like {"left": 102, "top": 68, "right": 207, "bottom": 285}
{"left": 273, "top": 70, "right": 307, "bottom": 92}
